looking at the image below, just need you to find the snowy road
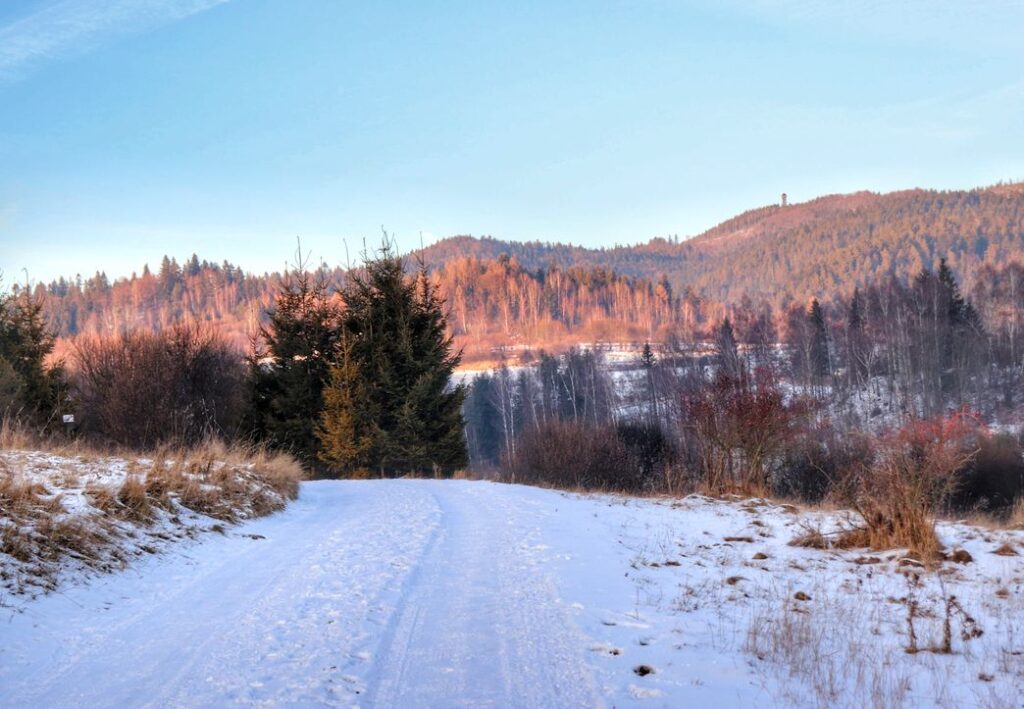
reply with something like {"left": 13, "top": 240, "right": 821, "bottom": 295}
{"left": 0, "top": 481, "right": 605, "bottom": 708}
{"left": 6, "top": 479, "right": 1020, "bottom": 707}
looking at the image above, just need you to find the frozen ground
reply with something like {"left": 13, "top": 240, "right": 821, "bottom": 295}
{"left": 2, "top": 479, "right": 1023, "bottom": 708}
{"left": 0, "top": 449, "right": 296, "bottom": 597}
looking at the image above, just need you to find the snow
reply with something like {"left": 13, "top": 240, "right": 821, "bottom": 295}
{"left": 2, "top": 480, "right": 1023, "bottom": 707}
{"left": 0, "top": 449, "right": 294, "bottom": 597}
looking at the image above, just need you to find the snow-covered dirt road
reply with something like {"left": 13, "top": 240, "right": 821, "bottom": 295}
{"left": 3, "top": 480, "right": 1022, "bottom": 708}
{"left": 0, "top": 481, "right": 605, "bottom": 708}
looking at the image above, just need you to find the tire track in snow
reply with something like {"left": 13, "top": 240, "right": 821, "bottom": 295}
{"left": 364, "top": 481, "right": 600, "bottom": 708}
{"left": 2, "top": 480, "right": 599, "bottom": 708}
{"left": 0, "top": 481, "right": 442, "bottom": 708}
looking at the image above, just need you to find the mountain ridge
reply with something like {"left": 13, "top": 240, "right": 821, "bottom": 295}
{"left": 26, "top": 182, "right": 1024, "bottom": 358}
{"left": 417, "top": 182, "right": 1024, "bottom": 301}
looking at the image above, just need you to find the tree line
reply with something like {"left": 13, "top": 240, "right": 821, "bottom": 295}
{"left": 1, "top": 241, "right": 468, "bottom": 479}
{"left": 463, "top": 258, "right": 1024, "bottom": 523}
{"left": 23, "top": 183, "right": 1024, "bottom": 361}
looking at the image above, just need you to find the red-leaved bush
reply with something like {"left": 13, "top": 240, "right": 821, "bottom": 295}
{"left": 837, "top": 409, "right": 982, "bottom": 560}
{"left": 683, "top": 368, "right": 809, "bottom": 496}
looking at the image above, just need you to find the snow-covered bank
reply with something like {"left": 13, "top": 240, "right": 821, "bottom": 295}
{"left": 0, "top": 447, "right": 301, "bottom": 598}
{"left": 1, "top": 480, "right": 1022, "bottom": 707}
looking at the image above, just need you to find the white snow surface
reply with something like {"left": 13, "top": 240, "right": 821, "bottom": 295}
{"left": 2, "top": 480, "right": 1023, "bottom": 708}
{"left": 0, "top": 450, "right": 294, "bottom": 597}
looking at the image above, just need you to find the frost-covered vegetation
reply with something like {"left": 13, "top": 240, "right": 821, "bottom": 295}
{"left": 0, "top": 435, "right": 300, "bottom": 597}
{"left": 463, "top": 261, "right": 1024, "bottom": 574}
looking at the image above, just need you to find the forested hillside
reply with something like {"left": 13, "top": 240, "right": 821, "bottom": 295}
{"left": 420, "top": 183, "right": 1024, "bottom": 302}
{"left": 21, "top": 183, "right": 1024, "bottom": 359}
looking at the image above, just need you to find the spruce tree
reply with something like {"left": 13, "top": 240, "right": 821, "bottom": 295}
{"left": 639, "top": 342, "right": 658, "bottom": 422}
{"left": 318, "top": 239, "right": 467, "bottom": 477}
{"left": 936, "top": 257, "right": 983, "bottom": 403}
{"left": 808, "top": 299, "right": 830, "bottom": 378}
{"left": 846, "top": 288, "right": 868, "bottom": 386}
{"left": 463, "top": 373, "right": 503, "bottom": 468}
{"left": 640, "top": 342, "right": 656, "bottom": 369}
{"left": 0, "top": 284, "right": 65, "bottom": 424}
{"left": 243, "top": 247, "right": 339, "bottom": 466}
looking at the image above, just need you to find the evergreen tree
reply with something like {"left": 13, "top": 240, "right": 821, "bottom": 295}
{"left": 640, "top": 342, "right": 656, "bottom": 369}
{"left": 808, "top": 299, "right": 830, "bottom": 379}
{"left": 243, "top": 248, "right": 339, "bottom": 466}
{"left": 845, "top": 288, "right": 869, "bottom": 387}
{"left": 316, "top": 335, "right": 375, "bottom": 471}
{"left": 537, "top": 351, "right": 561, "bottom": 421}
{"left": 639, "top": 342, "right": 658, "bottom": 422}
{"left": 0, "top": 284, "right": 65, "bottom": 424}
{"left": 318, "top": 240, "right": 467, "bottom": 476}
{"left": 463, "top": 373, "right": 503, "bottom": 467}
{"left": 938, "top": 258, "right": 967, "bottom": 325}
{"left": 937, "top": 257, "right": 984, "bottom": 403}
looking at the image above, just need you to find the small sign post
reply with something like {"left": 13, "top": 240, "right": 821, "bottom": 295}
{"left": 62, "top": 413, "right": 76, "bottom": 438}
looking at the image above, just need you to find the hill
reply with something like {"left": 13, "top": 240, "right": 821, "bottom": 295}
{"left": 419, "top": 183, "right": 1024, "bottom": 303}
{"left": 23, "top": 182, "right": 1024, "bottom": 359}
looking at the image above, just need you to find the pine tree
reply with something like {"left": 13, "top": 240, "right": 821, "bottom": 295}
{"left": 318, "top": 239, "right": 467, "bottom": 477}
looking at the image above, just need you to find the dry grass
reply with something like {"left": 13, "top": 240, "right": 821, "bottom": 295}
{"left": 744, "top": 577, "right": 1006, "bottom": 709}
{"left": 0, "top": 416, "right": 46, "bottom": 452}
{"left": 141, "top": 441, "right": 302, "bottom": 521}
{"left": 745, "top": 587, "right": 913, "bottom": 709}
{"left": 1009, "top": 498, "right": 1024, "bottom": 529}
{"left": 834, "top": 414, "right": 977, "bottom": 562}
{"left": 1, "top": 438, "right": 303, "bottom": 595}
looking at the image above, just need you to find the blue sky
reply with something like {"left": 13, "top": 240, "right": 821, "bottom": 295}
{"left": 1, "top": 1, "right": 1023, "bottom": 283}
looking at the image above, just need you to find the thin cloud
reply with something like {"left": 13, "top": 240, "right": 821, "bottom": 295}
{"left": 726, "top": 0, "right": 1024, "bottom": 53}
{"left": 0, "top": 0, "right": 229, "bottom": 80}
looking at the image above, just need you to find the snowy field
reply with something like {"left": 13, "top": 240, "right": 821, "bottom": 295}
{"left": 1, "top": 479, "right": 1023, "bottom": 708}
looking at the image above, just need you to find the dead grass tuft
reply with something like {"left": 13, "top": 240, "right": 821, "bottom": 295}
{"left": 992, "top": 542, "right": 1018, "bottom": 557}
{"left": 1, "top": 439, "right": 303, "bottom": 595}
{"left": 834, "top": 413, "right": 978, "bottom": 562}
{"left": 1008, "top": 498, "right": 1024, "bottom": 529}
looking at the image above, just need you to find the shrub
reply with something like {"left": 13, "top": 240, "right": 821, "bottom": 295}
{"left": 683, "top": 368, "right": 808, "bottom": 496}
{"left": 774, "top": 424, "right": 872, "bottom": 503}
{"left": 72, "top": 323, "right": 244, "bottom": 449}
{"left": 505, "top": 420, "right": 626, "bottom": 490}
{"left": 502, "top": 418, "right": 678, "bottom": 493}
{"left": 835, "top": 411, "right": 980, "bottom": 560}
{"left": 615, "top": 421, "right": 677, "bottom": 493}
{"left": 949, "top": 433, "right": 1024, "bottom": 516}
